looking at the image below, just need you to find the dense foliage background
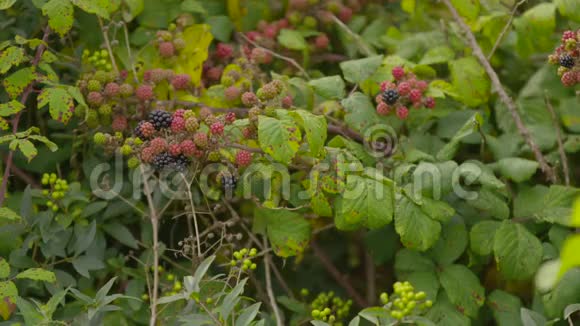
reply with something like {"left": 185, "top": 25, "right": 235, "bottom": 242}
{"left": 0, "top": 0, "right": 580, "bottom": 325}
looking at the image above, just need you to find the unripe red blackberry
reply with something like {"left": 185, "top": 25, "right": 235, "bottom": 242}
{"left": 242, "top": 126, "right": 255, "bottom": 139}
{"left": 224, "top": 86, "right": 241, "bottom": 101}
{"left": 416, "top": 80, "right": 428, "bottom": 92}
{"left": 392, "top": 66, "right": 405, "bottom": 80}
{"left": 210, "top": 121, "right": 225, "bottom": 135}
{"left": 136, "top": 85, "right": 154, "bottom": 101}
{"left": 87, "top": 79, "right": 102, "bottom": 92}
{"left": 147, "top": 68, "right": 168, "bottom": 84}
{"left": 282, "top": 95, "right": 293, "bottom": 108}
{"left": 376, "top": 102, "right": 390, "bottom": 116}
{"left": 251, "top": 48, "right": 273, "bottom": 64}
{"left": 174, "top": 109, "right": 186, "bottom": 118}
{"left": 257, "top": 83, "right": 277, "bottom": 100}
{"left": 171, "top": 74, "right": 191, "bottom": 90}
{"left": 169, "top": 143, "right": 182, "bottom": 156}
{"left": 409, "top": 89, "right": 422, "bottom": 103}
{"left": 104, "top": 82, "right": 120, "bottom": 97}
{"left": 241, "top": 92, "right": 259, "bottom": 107}
{"left": 397, "top": 82, "right": 411, "bottom": 96}
{"left": 136, "top": 121, "right": 156, "bottom": 138}
{"left": 236, "top": 150, "right": 252, "bottom": 167}
{"left": 290, "top": 0, "right": 309, "bottom": 10}
{"left": 225, "top": 112, "right": 236, "bottom": 125}
{"left": 380, "top": 81, "right": 396, "bottom": 91}
{"left": 248, "top": 107, "right": 261, "bottom": 123}
{"left": 112, "top": 115, "right": 128, "bottom": 131}
{"left": 159, "top": 41, "right": 175, "bottom": 58}
{"left": 171, "top": 116, "right": 185, "bottom": 133}
{"left": 263, "top": 25, "right": 278, "bottom": 39}
{"left": 562, "top": 30, "right": 576, "bottom": 42}
{"left": 150, "top": 137, "right": 168, "bottom": 154}
{"left": 425, "top": 97, "right": 436, "bottom": 109}
{"left": 396, "top": 106, "right": 409, "bottom": 120}
{"left": 338, "top": 6, "right": 353, "bottom": 22}
{"left": 206, "top": 66, "right": 223, "bottom": 81}
{"left": 199, "top": 107, "right": 212, "bottom": 121}
{"left": 215, "top": 43, "right": 234, "bottom": 59}
{"left": 141, "top": 146, "right": 155, "bottom": 163}
{"left": 561, "top": 71, "right": 577, "bottom": 87}
{"left": 87, "top": 92, "right": 104, "bottom": 107}
{"left": 271, "top": 80, "right": 284, "bottom": 94}
{"left": 314, "top": 34, "right": 330, "bottom": 49}
{"left": 180, "top": 140, "right": 197, "bottom": 157}
{"left": 119, "top": 83, "right": 134, "bottom": 97}
{"left": 185, "top": 117, "right": 199, "bottom": 132}
{"left": 193, "top": 132, "right": 209, "bottom": 148}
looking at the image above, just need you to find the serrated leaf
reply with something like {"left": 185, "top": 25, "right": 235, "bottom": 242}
{"left": 420, "top": 46, "right": 455, "bottom": 65}
{"left": 0, "top": 47, "right": 27, "bottom": 74}
{"left": 555, "top": 0, "right": 580, "bottom": 21}
{"left": 394, "top": 249, "right": 435, "bottom": 279}
{"left": 15, "top": 268, "right": 56, "bottom": 283}
{"left": 289, "top": 110, "right": 327, "bottom": 157}
{"left": 15, "top": 139, "right": 37, "bottom": 162}
{"left": 308, "top": 75, "right": 346, "bottom": 100}
{"left": 493, "top": 222, "right": 542, "bottom": 280}
{"left": 449, "top": 57, "right": 490, "bottom": 107}
{"left": 470, "top": 220, "right": 501, "bottom": 256}
{"left": 42, "top": 0, "right": 74, "bottom": 37}
{"left": 258, "top": 116, "right": 302, "bottom": 164}
{"left": 340, "top": 55, "right": 383, "bottom": 84}
{"left": 102, "top": 223, "right": 138, "bottom": 249}
{"left": 0, "top": 259, "right": 9, "bottom": 278}
{"left": 0, "top": 281, "right": 17, "bottom": 300}
{"left": 173, "top": 24, "right": 213, "bottom": 87}
{"left": 0, "top": 207, "right": 21, "bottom": 222}
{"left": 428, "top": 220, "right": 467, "bottom": 265}
{"left": 439, "top": 264, "right": 485, "bottom": 317}
{"left": 277, "top": 29, "right": 307, "bottom": 50}
{"left": 395, "top": 196, "right": 441, "bottom": 251}
{"left": 37, "top": 87, "right": 74, "bottom": 123}
{"left": 71, "top": 0, "right": 110, "bottom": 19}
{"left": 0, "top": 100, "right": 24, "bottom": 117}
{"left": 254, "top": 208, "right": 311, "bottom": 257}
{"left": 3, "top": 67, "right": 36, "bottom": 98}
{"left": 436, "top": 112, "right": 482, "bottom": 160}
{"left": 27, "top": 135, "right": 58, "bottom": 152}
{"left": 451, "top": 0, "right": 479, "bottom": 21}
{"left": 468, "top": 188, "right": 510, "bottom": 220}
{"left": 488, "top": 290, "right": 523, "bottom": 326}
{"left": 513, "top": 3, "right": 556, "bottom": 58}
{"left": 497, "top": 158, "right": 539, "bottom": 183}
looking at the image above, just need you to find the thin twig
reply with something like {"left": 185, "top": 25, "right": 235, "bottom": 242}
{"left": 122, "top": 22, "right": 139, "bottom": 83}
{"left": 487, "top": 0, "right": 527, "bottom": 60}
{"left": 329, "top": 14, "right": 376, "bottom": 57}
{"left": 544, "top": 93, "right": 570, "bottom": 186}
{"left": 180, "top": 173, "right": 203, "bottom": 258}
{"left": 98, "top": 17, "right": 120, "bottom": 76}
{"left": 310, "top": 241, "right": 368, "bottom": 308}
{"left": 140, "top": 165, "right": 160, "bottom": 326}
{"left": 442, "top": 0, "right": 557, "bottom": 183}
{"left": 0, "top": 27, "right": 50, "bottom": 206}
{"left": 238, "top": 32, "right": 311, "bottom": 80}
{"left": 263, "top": 236, "right": 284, "bottom": 326}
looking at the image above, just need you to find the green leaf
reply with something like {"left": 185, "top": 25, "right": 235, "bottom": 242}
{"left": 206, "top": 16, "right": 234, "bottom": 42}
{"left": 513, "top": 3, "right": 556, "bottom": 58}
{"left": 43, "top": 288, "right": 68, "bottom": 319}
{"left": 42, "top": 0, "right": 74, "bottom": 37}
{"left": 0, "top": 258, "right": 9, "bottom": 278}
{"left": 0, "top": 46, "right": 27, "bottom": 74}
{"left": 3, "top": 67, "right": 36, "bottom": 99}
{"left": 530, "top": 186, "right": 580, "bottom": 226}
{"left": 254, "top": 208, "right": 311, "bottom": 257}
{"left": 0, "top": 100, "right": 24, "bottom": 117}
{"left": 340, "top": 55, "right": 383, "bottom": 84}
{"left": 448, "top": 57, "right": 490, "bottom": 107}
{"left": 436, "top": 113, "right": 482, "bottom": 161}
{"left": 542, "top": 269, "right": 580, "bottom": 318}
{"left": 308, "top": 75, "right": 346, "bottom": 100}
{"left": 394, "top": 249, "right": 435, "bottom": 279}
{"left": 235, "top": 302, "right": 261, "bottom": 326}
{"left": 258, "top": 116, "right": 302, "bottom": 164}
{"left": 497, "top": 158, "right": 539, "bottom": 183}
{"left": 15, "top": 268, "right": 56, "bottom": 283}
{"left": 469, "top": 188, "right": 510, "bottom": 220}
{"left": 0, "top": 0, "right": 17, "bottom": 10}
{"left": 364, "top": 226, "right": 397, "bottom": 265}
{"left": 334, "top": 170, "right": 395, "bottom": 230}
{"left": 470, "top": 220, "right": 501, "bottom": 256}
{"left": 395, "top": 196, "right": 441, "bottom": 251}
{"left": 438, "top": 264, "right": 485, "bottom": 317}
{"left": 451, "top": 0, "right": 479, "bottom": 21}
{"left": 102, "top": 222, "right": 138, "bottom": 249}
{"left": 564, "top": 303, "right": 580, "bottom": 320}
{"left": 181, "top": 0, "right": 206, "bottom": 14}
{"left": 419, "top": 46, "right": 455, "bottom": 65}
{"left": 289, "top": 110, "right": 327, "bottom": 157}
{"left": 174, "top": 24, "right": 213, "bottom": 87}
{"left": 341, "top": 92, "right": 389, "bottom": 133}
{"left": 27, "top": 135, "right": 58, "bottom": 152}
{"left": 122, "top": 0, "right": 144, "bottom": 22}
{"left": 0, "top": 281, "right": 17, "bottom": 300}
{"left": 426, "top": 292, "right": 471, "bottom": 326}
{"left": 0, "top": 207, "right": 21, "bottom": 222}
{"left": 554, "top": 0, "right": 580, "bottom": 21}
{"left": 428, "top": 220, "right": 467, "bottom": 265}
{"left": 14, "top": 297, "right": 42, "bottom": 325}
{"left": 38, "top": 87, "right": 74, "bottom": 123}
{"left": 493, "top": 222, "right": 542, "bottom": 280}
{"left": 15, "top": 139, "right": 37, "bottom": 162}
{"left": 406, "top": 272, "right": 440, "bottom": 302}
{"left": 71, "top": 0, "right": 110, "bottom": 19}
{"left": 277, "top": 29, "right": 307, "bottom": 50}
{"left": 520, "top": 308, "right": 546, "bottom": 326}
{"left": 73, "top": 220, "right": 97, "bottom": 255}
{"left": 72, "top": 255, "right": 105, "bottom": 278}
{"left": 488, "top": 290, "right": 523, "bottom": 326}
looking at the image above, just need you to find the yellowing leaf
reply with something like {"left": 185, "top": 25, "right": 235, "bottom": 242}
{"left": 571, "top": 197, "right": 580, "bottom": 227}
{"left": 0, "top": 46, "right": 27, "bottom": 74}
{"left": 0, "top": 100, "right": 24, "bottom": 117}
{"left": 42, "top": 0, "right": 74, "bottom": 37}
{"left": 174, "top": 24, "right": 213, "bottom": 87}
{"left": 3, "top": 67, "right": 36, "bottom": 99}
{"left": 38, "top": 87, "right": 74, "bottom": 123}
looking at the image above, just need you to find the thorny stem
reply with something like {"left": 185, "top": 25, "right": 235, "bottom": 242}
{"left": 0, "top": 26, "right": 51, "bottom": 207}
{"left": 263, "top": 236, "right": 284, "bottom": 326}
{"left": 442, "top": 0, "right": 557, "bottom": 183}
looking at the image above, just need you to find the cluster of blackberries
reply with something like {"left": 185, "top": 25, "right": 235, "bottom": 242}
{"left": 149, "top": 110, "right": 173, "bottom": 130}
{"left": 152, "top": 152, "right": 190, "bottom": 172}
{"left": 375, "top": 66, "right": 435, "bottom": 120}
{"left": 548, "top": 29, "right": 579, "bottom": 87}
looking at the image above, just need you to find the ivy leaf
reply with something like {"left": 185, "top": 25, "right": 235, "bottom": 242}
{"left": 0, "top": 101, "right": 24, "bottom": 117}
{"left": 258, "top": 116, "right": 302, "bottom": 164}
{"left": 289, "top": 110, "right": 327, "bottom": 157}
{"left": 395, "top": 196, "right": 441, "bottom": 251}
{"left": 3, "top": 67, "right": 36, "bottom": 98}
{"left": 254, "top": 207, "right": 311, "bottom": 257}
{"left": 37, "top": 87, "right": 74, "bottom": 123}
{"left": 493, "top": 222, "right": 542, "bottom": 280}
{"left": 0, "top": 258, "right": 9, "bottom": 278}
{"left": 71, "top": 0, "right": 110, "bottom": 19}
{"left": 470, "top": 220, "right": 501, "bottom": 256}
{"left": 277, "top": 29, "right": 307, "bottom": 50}
{"left": 0, "top": 0, "right": 17, "bottom": 10}
{"left": 42, "top": 0, "right": 74, "bottom": 37}
{"left": 340, "top": 55, "right": 383, "bottom": 84}
{"left": 448, "top": 57, "right": 490, "bottom": 107}
{"left": 438, "top": 264, "right": 485, "bottom": 317}
{"left": 488, "top": 290, "right": 523, "bottom": 326}
{"left": 497, "top": 157, "right": 539, "bottom": 183}
{"left": 15, "top": 268, "right": 56, "bottom": 283}
{"left": 308, "top": 75, "right": 346, "bottom": 100}
{"left": 0, "top": 47, "right": 27, "bottom": 74}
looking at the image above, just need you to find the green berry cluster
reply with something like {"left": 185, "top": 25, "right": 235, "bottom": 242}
{"left": 381, "top": 281, "right": 432, "bottom": 320}
{"left": 82, "top": 49, "right": 113, "bottom": 71}
{"left": 310, "top": 291, "right": 352, "bottom": 325}
{"left": 229, "top": 248, "right": 258, "bottom": 271}
{"left": 41, "top": 173, "right": 69, "bottom": 211}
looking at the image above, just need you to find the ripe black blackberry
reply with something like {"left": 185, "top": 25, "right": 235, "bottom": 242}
{"left": 382, "top": 89, "right": 399, "bottom": 105}
{"left": 172, "top": 154, "right": 190, "bottom": 172}
{"left": 134, "top": 121, "right": 146, "bottom": 138}
{"left": 149, "top": 110, "right": 173, "bottom": 130}
{"left": 152, "top": 152, "right": 174, "bottom": 171}
{"left": 560, "top": 54, "right": 575, "bottom": 68}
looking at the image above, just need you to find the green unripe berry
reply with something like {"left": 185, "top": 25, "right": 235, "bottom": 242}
{"left": 250, "top": 263, "right": 257, "bottom": 270}
{"left": 303, "top": 16, "right": 317, "bottom": 29}
{"left": 127, "top": 157, "right": 140, "bottom": 169}
{"left": 242, "top": 265, "right": 248, "bottom": 271}
{"left": 173, "top": 281, "right": 182, "bottom": 291}
{"left": 121, "top": 145, "right": 132, "bottom": 156}
{"left": 425, "top": 300, "right": 433, "bottom": 308}
{"left": 206, "top": 298, "right": 213, "bottom": 304}
{"left": 52, "top": 205, "right": 58, "bottom": 212}
{"left": 240, "top": 248, "right": 248, "bottom": 255}
{"left": 166, "top": 274, "right": 175, "bottom": 281}
{"left": 249, "top": 248, "right": 257, "bottom": 256}
{"left": 301, "top": 288, "right": 309, "bottom": 297}
{"left": 92, "top": 132, "right": 107, "bottom": 145}
{"left": 87, "top": 79, "right": 102, "bottom": 92}
{"left": 415, "top": 291, "right": 426, "bottom": 300}
{"left": 98, "top": 104, "right": 112, "bottom": 116}
{"left": 380, "top": 292, "right": 389, "bottom": 304}
{"left": 46, "top": 201, "right": 53, "bottom": 207}
{"left": 141, "top": 294, "right": 149, "bottom": 300}
{"left": 311, "top": 309, "right": 320, "bottom": 318}
{"left": 233, "top": 252, "right": 242, "bottom": 260}
{"left": 94, "top": 70, "right": 108, "bottom": 83}
{"left": 407, "top": 301, "right": 416, "bottom": 310}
